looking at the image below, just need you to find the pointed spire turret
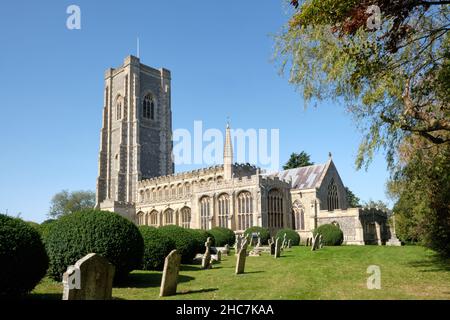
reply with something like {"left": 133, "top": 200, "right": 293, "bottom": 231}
{"left": 224, "top": 121, "right": 233, "bottom": 180}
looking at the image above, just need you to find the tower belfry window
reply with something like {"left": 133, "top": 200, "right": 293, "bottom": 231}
{"left": 143, "top": 94, "right": 155, "bottom": 120}
{"left": 116, "top": 100, "right": 122, "bottom": 120}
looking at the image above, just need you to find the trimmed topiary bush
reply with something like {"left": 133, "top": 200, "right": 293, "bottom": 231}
{"left": 209, "top": 227, "right": 236, "bottom": 247}
{"left": 187, "top": 229, "right": 215, "bottom": 253}
{"left": 139, "top": 226, "right": 176, "bottom": 271}
{"left": 159, "top": 225, "right": 198, "bottom": 263}
{"left": 276, "top": 229, "right": 300, "bottom": 246}
{"left": 45, "top": 209, "right": 144, "bottom": 282}
{"left": 313, "top": 224, "right": 344, "bottom": 246}
{"left": 244, "top": 226, "right": 270, "bottom": 245}
{"left": 0, "top": 214, "right": 49, "bottom": 297}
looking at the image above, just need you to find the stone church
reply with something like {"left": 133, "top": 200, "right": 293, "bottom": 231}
{"left": 95, "top": 56, "right": 389, "bottom": 245}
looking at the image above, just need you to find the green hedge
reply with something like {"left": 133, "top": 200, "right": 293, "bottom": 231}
{"left": 187, "top": 229, "right": 215, "bottom": 253}
{"left": 159, "top": 225, "right": 198, "bottom": 263}
{"left": 313, "top": 224, "right": 344, "bottom": 246}
{"left": 139, "top": 226, "right": 176, "bottom": 270}
{"left": 244, "top": 226, "right": 270, "bottom": 245}
{"left": 209, "top": 227, "right": 235, "bottom": 247}
{"left": 45, "top": 209, "right": 144, "bottom": 282}
{"left": 276, "top": 229, "right": 300, "bottom": 246}
{"left": 0, "top": 214, "right": 48, "bottom": 297}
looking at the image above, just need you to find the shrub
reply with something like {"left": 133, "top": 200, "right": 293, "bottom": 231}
{"left": 276, "top": 229, "right": 300, "bottom": 246}
{"left": 209, "top": 227, "right": 236, "bottom": 247}
{"left": 244, "top": 226, "right": 270, "bottom": 245}
{"left": 159, "top": 225, "right": 198, "bottom": 263}
{"left": 313, "top": 224, "right": 344, "bottom": 246}
{"left": 45, "top": 209, "right": 144, "bottom": 282}
{"left": 139, "top": 226, "right": 176, "bottom": 270}
{"left": 0, "top": 214, "right": 48, "bottom": 297}
{"left": 187, "top": 229, "right": 215, "bottom": 253}
{"left": 39, "top": 219, "right": 57, "bottom": 242}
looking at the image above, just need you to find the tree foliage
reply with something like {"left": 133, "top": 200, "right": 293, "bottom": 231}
{"left": 345, "top": 186, "right": 361, "bottom": 207}
{"left": 48, "top": 190, "right": 95, "bottom": 218}
{"left": 283, "top": 151, "right": 314, "bottom": 169}
{"left": 277, "top": 0, "right": 450, "bottom": 169}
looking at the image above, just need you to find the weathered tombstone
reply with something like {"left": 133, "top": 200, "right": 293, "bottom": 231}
{"left": 282, "top": 233, "right": 287, "bottom": 248}
{"left": 235, "top": 240, "right": 248, "bottom": 274}
{"left": 256, "top": 236, "right": 261, "bottom": 248}
{"left": 235, "top": 235, "right": 242, "bottom": 255}
{"left": 212, "top": 250, "right": 222, "bottom": 262}
{"left": 319, "top": 235, "right": 323, "bottom": 249}
{"left": 288, "top": 239, "right": 292, "bottom": 248}
{"left": 160, "top": 250, "right": 181, "bottom": 297}
{"left": 202, "top": 237, "right": 213, "bottom": 269}
{"left": 268, "top": 239, "right": 275, "bottom": 255}
{"left": 62, "top": 253, "right": 115, "bottom": 300}
{"left": 224, "top": 244, "right": 230, "bottom": 255}
{"left": 311, "top": 234, "right": 319, "bottom": 251}
{"left": 275, "top": 238, "right": 281, "bottom": 258}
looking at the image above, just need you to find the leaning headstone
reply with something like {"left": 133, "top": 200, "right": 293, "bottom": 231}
{"left": 235, "top": 235, "right": 242, "bottom": 255}
{"left": 224, "top": 244, "right": 230, "bottom": 255}
{"left": 275, "top": 238, "right": 281, "bottom": 258}
{"left": 62, "top": 253, "right": 115, "bottom": 300}
{"left": 256, "top": 236, "right": 261, "bottom": 248}
{"left": 268, "top": 239, "right": 275, "bottom": 255}
{"left": 160, "top": 250, "right": 181, "bottom": 297}
{"left": 201, "top": 237, "right": 213, "bottom": 269}
{"left": 319, "top": 235, "right": 323, "bottom": 249}
{"left": 288, "top": 239, "right": 292, "bottom": 249}
{"left": 212, "top": 250, "right": 222, "bottom": 262}
{"left": 235, "top": 240, "right": 248, "bottom": 274}
{"left": 311, "top": 234, "right": 319, "bottom": 251}
{"left": 282, "top": 233, "right": 287, "bottom": 248}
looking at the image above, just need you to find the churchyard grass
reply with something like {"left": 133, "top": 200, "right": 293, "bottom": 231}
{"left": 30, "top": 245, "right": 450, "bottom": 300}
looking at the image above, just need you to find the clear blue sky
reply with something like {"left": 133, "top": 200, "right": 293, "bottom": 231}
{"left": 0, "top": 0, "right": 391, "bottom": 223}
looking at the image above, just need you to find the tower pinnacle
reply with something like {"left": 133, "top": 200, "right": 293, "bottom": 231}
{"left": 224, "top": 122, "right": 233, "bottom": 180}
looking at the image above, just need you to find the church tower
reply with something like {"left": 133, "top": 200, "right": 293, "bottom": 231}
{"left": 95, "top": 55, "right": 173, "bottom": 219}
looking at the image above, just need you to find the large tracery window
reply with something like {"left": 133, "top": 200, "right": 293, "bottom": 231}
{"left": 327, "top": 178, "right": 339, "bottom": 211}
{"left": 237, "top": 191, "right": 253, "bottom": 231}
{"left": 268, "top": 189, "right": 283, "bottom": 228}
{"left": 143, "top": 94, "right": 155, "bottom": 120}
{"left": 200, "top": 196, "right": 211, "bottom": 230}
{"left": 137, "top": 211, "right": 145, "bottom": 225}
{"left": 164, "top": 208, "right": 174, "bottom": 225}
{"left": 149, "top": 210, "right": 158, "bottom": 227}
{"left": 218, "top": 194, "right": 230, "bottom": 228}
{"left": 293, "top": 201, "right": 305, "bottom": 231}
{"left": 180, "top": 207, "right": 191, "bottom": 229}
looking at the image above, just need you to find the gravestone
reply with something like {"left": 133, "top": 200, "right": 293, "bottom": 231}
{"left": 235, "top": 239, "right": 248, "bottom": 274}
{"left": 282, "top": 233, "right": 287, "bottom": 249}
{"left": 62, "top": 253, "right": 115, "bottom": 300}
{"left": 275, "top": 238, "right": 281, "bottom": 258}
{"left": 160, "top": 250, "right": 181, "bottom": 297}
{"left": 202, "top": 237, "right": 213, "bottom": 269}
{"left": 268, "top": 239, "right": 275, "bottom": 255}
{"left": 311, "top": 234, "right": 319, "bottom": 251}
{"left": 212, "top": 250, "right": 222, "bottom": 262}
{"left": 288, "top": 239, "right": 292, "bottom": 248}
{"left": 235, "top": 235, "right": 242, "bottom": 255}
{"left": 256, "top": 236, "right": 261, "bottom": 248}
{"left": 224, "top": 244, "right": 230, "bottom": 255}
{"left": 319, "top": 235, "right": 323, "bottom": 249}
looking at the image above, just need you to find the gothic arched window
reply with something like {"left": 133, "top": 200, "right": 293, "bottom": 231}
{"left": 143, "top": 94, "right": 155, "bottom": 120}
{"left": 268, "top": 189, "right": 283, "bottom": 228}
{"left": 218, "top": 194, "right": 230, "bottom": 228}
{"left": 293, "top": 201, "right": 305, "bottom": 230}
{"left": 164, "top": 208, "right": 174, "bottom": 226}
{"left": 327, "top": 178, "right": 339, "bottom": 211}
{"left": 200, "top": 196, "right": 211, "bottom": 230}
{"left": 149, "top": 210, "right": 158, "bottom": 227}
{"left": 116, "top": 99, "right": 122, "bottom": 120}
{"left": 180, "top": 207, "right": 191, "bottom": 229}
{"left": 237, "top": 191, "right": 253, "bottom": 231}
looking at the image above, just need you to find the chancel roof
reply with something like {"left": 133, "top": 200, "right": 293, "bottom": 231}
{"left": 269, "top": 162, "right": 329, "bottom": 190}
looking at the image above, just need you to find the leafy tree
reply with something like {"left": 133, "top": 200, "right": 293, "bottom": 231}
{"left": 362, "top": 199, "right": 390, "bottom": 212}
{"left": 387, "top": 139, "right": 450, "bottom": 255}
{"left": 48, "top": 190, "right": 95, "bottom": 218}
{"left": 345, "top": 186, "right": 361, "bottom": 207}
{"left": 277, "top": 0, "right": 450, "bottom": 169}
{"left": 283, "top": 151, "right": 314, "bottom": 169}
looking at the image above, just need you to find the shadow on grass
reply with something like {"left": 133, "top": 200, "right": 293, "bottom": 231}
{"left": 243, "top": 271, "right": 265, "bottom": 274}
{"left": 116, "top": 272, "right": 195, "bottom": 288}
{"left": 177, "top": 288, "right": 219, "bottom": 295}
{"left": 25, "top": 293, "right": 62, "bottom": 300}
{"left": 408, "top": 253, "right": 450, "bottom": 273}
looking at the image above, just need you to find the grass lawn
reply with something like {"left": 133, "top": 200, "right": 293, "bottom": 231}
{"left": 30, "top": 245, "right": 450, "bottom": 300}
